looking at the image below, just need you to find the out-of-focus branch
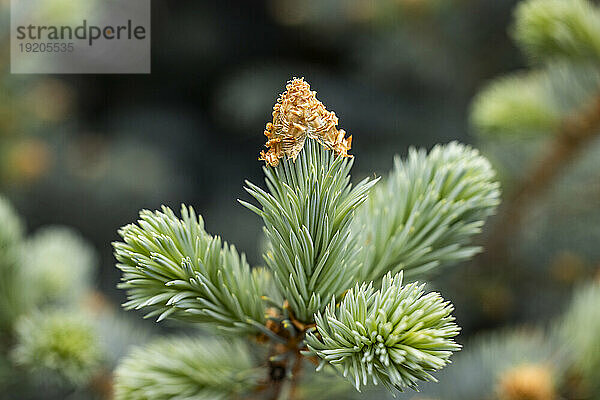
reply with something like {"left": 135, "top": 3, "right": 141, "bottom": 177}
{"left": 288, "top": 352, "right": 304, "bottom": 400}
{"left": 483, "top": 94, "right": 600, "bottom": 262}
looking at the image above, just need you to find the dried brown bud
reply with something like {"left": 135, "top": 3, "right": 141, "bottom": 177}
{"left": 259, "top": 77, "right": 353, "bottom": 166}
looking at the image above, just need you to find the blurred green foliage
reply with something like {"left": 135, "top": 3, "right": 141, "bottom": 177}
{"left": 12, "top": 310, "right": 102, "bottom": 386}
{"left": 0, "top": 196, "right": 149, "bottom": 399}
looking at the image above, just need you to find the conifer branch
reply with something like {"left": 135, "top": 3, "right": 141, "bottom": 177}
{"left": 244, "top": 126, "right": 378, "bottom": 323}
{"left": 112, "top": 78, "right": 499, "bottom": 397}
{"left": 241, "top": 79, "right": 377, "bottom": 323}
{"left": 356, "top": 142, "right": 500, "bottom": 282}
{"left": 512, "top": 0, "right": 600, "bottom": 63}
{"left": 114, "top": 205, "right": 268, "bottom": 333}
{"left": 114, "top": 337, "right": 264, "bottom": 400}
{"left": 305, "top": 272, "right": 460, "bottom": 391}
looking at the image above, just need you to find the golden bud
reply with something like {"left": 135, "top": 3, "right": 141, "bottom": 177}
{"left": 259, "top": 77, "right": 353, "bottom": 166}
